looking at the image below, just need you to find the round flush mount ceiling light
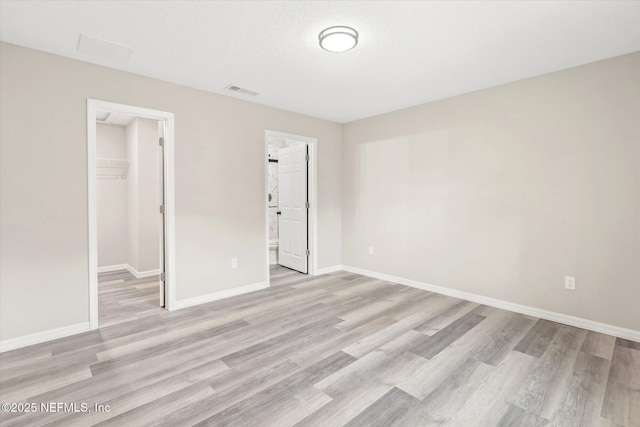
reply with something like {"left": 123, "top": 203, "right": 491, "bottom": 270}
{"left": 319, "top": 26, "right": 359, "bottom": 52}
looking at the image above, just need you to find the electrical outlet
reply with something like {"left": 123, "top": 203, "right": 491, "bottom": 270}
{"left": 565, "top": 276, "right": 576, "bottom": 290}
{"left": 368, "top": 247, "right": 374, "bottom": 255}
{"left": 231, "top": 258, "right": 238, "bottom": 269}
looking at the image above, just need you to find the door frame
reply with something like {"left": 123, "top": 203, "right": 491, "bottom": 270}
{"left": 87, "top": 99, "right": 176, "bottom": 330}
{"left": 265, "top": 130, "right": 318, "bottom": 286}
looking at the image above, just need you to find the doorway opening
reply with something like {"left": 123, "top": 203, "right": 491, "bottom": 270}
{"left": 265, "top": 130, "right": 317, "bottom": 286}
{"left": 87, "top": 99, "right": 175, "bottom": 330}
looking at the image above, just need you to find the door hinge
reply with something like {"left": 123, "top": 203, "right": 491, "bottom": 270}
{"left": 305, "top": 249, "right": 310, "bottom": 256}
{"left": 159, "top": 137, "right": 164, "bottom": 146}
{"left": 160, "top": 205, "right": 165, "bottom": 214}
{"left": 160, "top": 272, "right": 165, "bottom": 281}
{"left": 305, "top": 202, "right": 310, "bottom": 209}
{"left": 305, "top": 154, "right": 310, "bottom": 162}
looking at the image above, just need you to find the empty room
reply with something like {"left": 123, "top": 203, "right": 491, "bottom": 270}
{"left": 0, "top": 1, "right": 638, "bottom": 426}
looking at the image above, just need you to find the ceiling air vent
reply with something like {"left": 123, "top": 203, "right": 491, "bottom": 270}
{"left": 78, "top": 34, "right": 133, "bottom": 63}
{"left": 225, "top": 84, "right": 259, "bottom": 97}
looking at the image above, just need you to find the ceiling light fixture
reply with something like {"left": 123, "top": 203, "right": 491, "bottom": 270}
{"left": 319, "top": 26, "right": 358, "bottom": 52}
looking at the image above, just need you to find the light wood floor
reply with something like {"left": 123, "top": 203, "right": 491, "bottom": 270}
{"left": 98, "top": 270, "right": 165, "bottom": 328}
{"left": 1, "top": 267, "right": 638, "bottom": 426}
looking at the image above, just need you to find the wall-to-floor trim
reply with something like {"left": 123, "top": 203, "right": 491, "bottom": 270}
{"left": 342, "top": 265, "right": 640, "bottom": 342}
{"left": 127, "top": 265, "right": 161, "bottom": 279}
{"left": 313, "top": 265, "right": 344, "bottom": 276}
{"left": 0, "top": 322, "right": 91, "bottom": 353}
{"left": 97, "top": 264, "right": 129, "bottom": 274}
{"left": 172, "top": 282, "right": 268, "bottom": 310}
{"left": 97, "top": 264, "right": 160, "bottom": 279}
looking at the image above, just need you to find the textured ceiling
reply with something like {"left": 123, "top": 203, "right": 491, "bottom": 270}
{"left": 1, "top": 1, "right": 639, "bottom": 123}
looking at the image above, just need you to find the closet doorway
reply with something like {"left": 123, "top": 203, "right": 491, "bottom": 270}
{"left": 87, "top": 99, "right": 175, "bottom": 329}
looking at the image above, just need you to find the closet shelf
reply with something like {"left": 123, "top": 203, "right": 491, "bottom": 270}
{"left": 97, "top": 158, "right": 129, "bottom": 179}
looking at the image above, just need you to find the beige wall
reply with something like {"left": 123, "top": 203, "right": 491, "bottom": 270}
{"left": 125, "top": 117, "right": 162, "bottom": 274}
{"left": 130, "top": 117, "right": 161, "bottom": 273}
{"left": 342, "top": 52, "right": 640, "bottom": 331}
{"left": 96, "top": 123, "right": 128, "bottom": 267}
{"left": 0, "top": 42, "right": 342, "bottom": 341}
{"left": 125, "top": 120, "right": 139, "bottom": 271}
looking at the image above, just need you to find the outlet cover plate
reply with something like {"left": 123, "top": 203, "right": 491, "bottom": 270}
{"left": 565, "top": 276, "right": 576, "bottom": 290}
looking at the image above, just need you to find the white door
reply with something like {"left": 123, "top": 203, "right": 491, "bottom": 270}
{"left": 278, "top": 143, "right": 308, "bottom": 273}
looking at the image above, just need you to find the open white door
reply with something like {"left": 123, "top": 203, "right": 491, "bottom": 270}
{"left": 278, "top": 143, "right": 308, "bottom": 273}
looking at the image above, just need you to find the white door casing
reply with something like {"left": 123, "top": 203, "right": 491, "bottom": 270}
{"left": 158, "top": 122, "right": 165, "bottom": 307}
{"left": 278, "top": 143, "right": 308, "bottom": 273}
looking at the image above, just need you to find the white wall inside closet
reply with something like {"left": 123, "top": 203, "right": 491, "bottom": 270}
{"left": 97, "top": 118, "right": 161, "bottom": 277}
{"left": 96, "top": 124, "right": 128, "bottom": 267}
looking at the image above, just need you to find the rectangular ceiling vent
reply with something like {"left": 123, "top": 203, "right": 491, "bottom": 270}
{"left": 225, "top": 84, "right": 259, "bottom": 97}
{"left": 78, "top": 34, "right": 133, "bottom": 63}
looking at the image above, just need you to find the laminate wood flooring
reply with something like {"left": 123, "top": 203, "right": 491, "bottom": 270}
{"left": 1, "top": 268, "right": 638, "bottom": 426}
{"left": 97, "top": 270, "right": 165, "bottom": 328}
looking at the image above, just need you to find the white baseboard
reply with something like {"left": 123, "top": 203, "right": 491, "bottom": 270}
{"left": 97, "top": 264, "right": 128, "bottom": 273}
{"left": 313, "top": 265, "right": 344, "bottom": 276}
{"left": 342, "top": 265, "right": 640, "bottom": 343}
{"left": 97, "top": 264, "right": 159, "bottom": 279}
{"left": 98, "top": 264, "right": 160, "bottom": 279}
{"left": 0, "top": 322, "right": 91, "bottom": 353}
{"left": 172, "top": 281, "right": 268, "bottom": 310}
{"left": 127, "top": 265, "right": 161, "bottom": 279}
